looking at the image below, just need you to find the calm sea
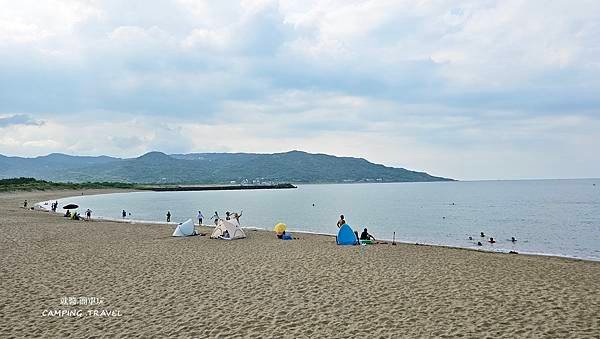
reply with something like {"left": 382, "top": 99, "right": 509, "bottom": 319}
{"left": 47, "top": 179, "right": 600, "bottom": 261}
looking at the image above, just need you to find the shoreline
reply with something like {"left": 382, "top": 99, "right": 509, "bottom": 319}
{"left": 2, "top": 189, "right": 599, "bottom": 337}
{"left": 36, "top": 189, "right": 600, "bottom": 263}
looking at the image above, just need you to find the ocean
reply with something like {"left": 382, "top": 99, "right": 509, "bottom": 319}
{"left": 46, "top": 179, "right": 600, "bottom": 261}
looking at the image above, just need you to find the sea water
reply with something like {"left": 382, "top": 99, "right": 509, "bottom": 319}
{"left": 48, "top": 179, "right": 600, "bottom": 261}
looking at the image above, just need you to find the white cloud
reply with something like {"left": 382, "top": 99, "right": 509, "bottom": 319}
{"left": 0, "top": 1, "right": 599, "bottom": 179}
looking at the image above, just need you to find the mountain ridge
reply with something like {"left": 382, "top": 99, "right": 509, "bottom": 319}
{"left": 0, "top": 150, "right": 454, "bottom": 184}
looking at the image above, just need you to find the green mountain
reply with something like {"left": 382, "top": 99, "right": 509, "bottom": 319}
{"left": 0, "top": 150, "right": 453, "bottom": 184}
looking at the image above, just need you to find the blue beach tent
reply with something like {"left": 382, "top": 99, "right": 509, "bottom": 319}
{"left": 337, "top": 224, "right": 359, "bottom": 245}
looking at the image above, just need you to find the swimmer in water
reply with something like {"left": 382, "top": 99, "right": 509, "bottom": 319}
{"left": 511, "top": 237, "right": 517, "bottom": 243}
{"left": 477, "top": 241, "right": 482, "bottom": 246}
{"left": 489, "top": 237, "right": 496, "bottom": 244}
{"left": 480, "top": 232, "right": 485, "bottom": 237}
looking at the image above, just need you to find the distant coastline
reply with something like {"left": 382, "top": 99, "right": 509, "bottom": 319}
{"left": 146, "top": 183, "right": 297, "bottom": 191}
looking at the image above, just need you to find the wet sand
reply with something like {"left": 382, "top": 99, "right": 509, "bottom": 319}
{"left": 1, "top": 190, "right": 599, "bottom": 338}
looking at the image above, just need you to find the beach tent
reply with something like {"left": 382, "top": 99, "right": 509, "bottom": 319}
{"left": 172, "top": 219, "right": 195, "bottom": 237}
{"left": 337, "top": 224, "right": 359, "bottom": 245}
{"left": 210, "top": 219, "right": 246, "bottom": 240}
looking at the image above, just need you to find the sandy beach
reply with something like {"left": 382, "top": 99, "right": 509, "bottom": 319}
{"left": 0, "top": 189, "right": 598, "bottom": 338}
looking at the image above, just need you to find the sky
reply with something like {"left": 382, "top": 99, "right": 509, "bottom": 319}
{"left": 0, "top": 0, "right": 599, "bottom": 180}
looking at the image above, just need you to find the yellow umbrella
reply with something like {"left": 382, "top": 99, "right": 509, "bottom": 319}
{"left": 274, "top": 223, "right": 286, "bottom": 234}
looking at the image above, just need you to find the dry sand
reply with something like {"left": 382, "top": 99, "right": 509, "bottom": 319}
{"left": 1, "top": 189, "right": 599, "bottom": 338}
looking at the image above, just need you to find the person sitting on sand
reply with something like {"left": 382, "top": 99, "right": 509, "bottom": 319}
{"left": 64, "top": 210, "right": 71, "bottom": 218}
{"left": 360, "top": 228, "right": 376, "bottom": 241}
{"left": 337, "top": 215, "right": 346, "bottom": 228}
{"left": 281, "top": 231, "right": 294, "bottom": 240}
{"left": 489, "top": 237, "right": 496, "bottom": 244}
{"left": 222, "top": 230, "right": 230, "bottom": 239}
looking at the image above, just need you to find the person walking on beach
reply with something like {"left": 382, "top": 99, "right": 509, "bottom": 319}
{"left": 337, "top": 215, "right": 346, "bottom": 228}
{"left": 166, "top": 211, "right": 171, "bottom": 222}
{"left": 197, "top": 211, "right": 204, "bottom": 225}
{"left": 122, "top": 210, "right": 126, "bottom": 219}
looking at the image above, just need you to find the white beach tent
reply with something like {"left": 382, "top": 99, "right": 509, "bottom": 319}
{"left": 172, "top": 219, "right": 195, "bottom": 237}
{"left": 210, "top": 219, "right": 246, "bottom": 240}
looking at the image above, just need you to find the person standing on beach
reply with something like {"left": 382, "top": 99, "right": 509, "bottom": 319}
{"left": 85, "top": 209, "right": 92, "bottom": 220}
{"left": 197, "top": 211, "right": 204, "bottom": 225}
{"left": 122, "top": 210, "right": 126, "bottom": 219}
{"left": 337, "top": 215, "right": 346, "bottom": 228}
{"left": 166, "top": 211, "right": 171, "bottom": 222}
{"left": 232, "top": 211, "right": 242, "bottom": 224}
{"left": 212, "top": 211, "right": 219, "bottom": 225}
{"left": 23, "top": 200, "right": 28, "bottom": 208}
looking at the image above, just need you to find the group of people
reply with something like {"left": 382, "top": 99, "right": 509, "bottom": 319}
{"left": 337, "top": 214, "right": 377, "bottom": 242}
{"left": 469, "top": 232, "right": 517, "bottom": 246}
{"left": 62, "top": 209, "right": 92, "bottom": 221}
{"left": 163, "top": 210, "right": 243, "bottom": 226}
{"left": 64, "top": 210, "right": 80, "bottom": 220}
{"left": 207, "top": 211, "right": 242, "bottom": 225}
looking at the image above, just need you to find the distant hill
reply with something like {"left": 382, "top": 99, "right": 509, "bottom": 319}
{"left": 0, "top": 150, "right": 453, "bottom": 184}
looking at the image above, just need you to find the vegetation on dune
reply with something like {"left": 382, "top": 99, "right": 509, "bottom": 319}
{"left": 0, "top": 177, "right": 137, "bottom": 192}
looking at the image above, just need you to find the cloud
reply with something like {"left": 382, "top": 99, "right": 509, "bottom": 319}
{"left": 0, "top": 1, "right": 599, "bottom": 179}
{"left": 0, "top": 114, "right": 43, "bottom": 127}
